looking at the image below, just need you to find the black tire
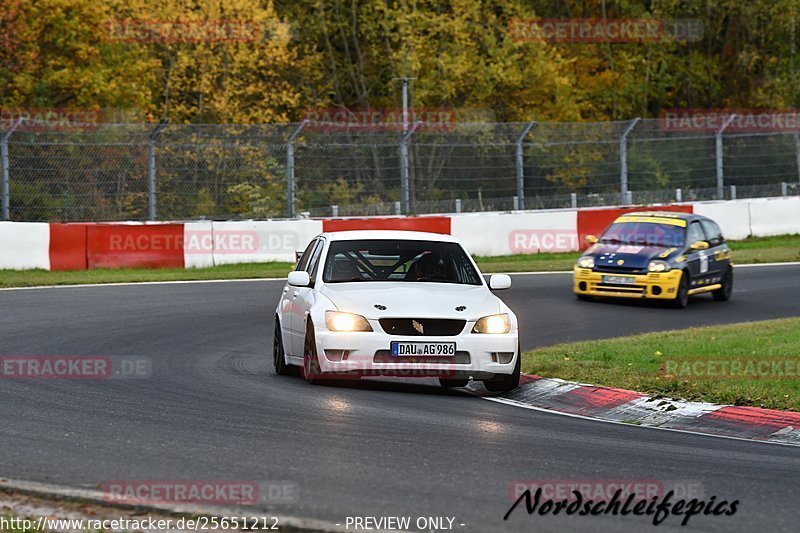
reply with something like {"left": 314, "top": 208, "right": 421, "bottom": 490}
{"left": 712, "top": 267, "right": 733, "bottom": 301}
{"left": 670, "top": 271, "right": 690, "bottom": 309}
{"left": 439, "top": 378, "right": 469, "bottom": 388}
{"left": 483, "top": 344, "right": 521, "bottom": 393}
{"left": 302, "top": 322, "right": 327, "bottom": 385}
{"left": 273, "top": 319, "right": 292, "bottom": 376}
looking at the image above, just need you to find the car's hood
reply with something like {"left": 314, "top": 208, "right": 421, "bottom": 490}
{"left": 320, "top": 282, "right": 500, "bottom": 320}
{"left": 586, "top": 243, "right": 681, "bottom": 270}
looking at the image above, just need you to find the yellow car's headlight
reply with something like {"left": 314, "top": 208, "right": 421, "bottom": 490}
{"left": 577, "top": 256, "right": 595, "bottom": 269}
{"left": 325, "top": 311, "right": 373, "bottom": 332}
{"left": 648, "top": 260, "right": 671, "bottom": 273}
{"left": 472, "top": 313, "right": 511, "bottom": 334}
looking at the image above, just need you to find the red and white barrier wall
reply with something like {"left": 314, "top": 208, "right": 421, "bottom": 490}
{"left": 1, "top": 196, "right": 798, "bottom": 271}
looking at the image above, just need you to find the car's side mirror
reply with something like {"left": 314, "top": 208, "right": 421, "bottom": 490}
{"left": 288, "top": 271, "right": 311, "bottom": 287}
{"left": 585, "top": 234, "right": 599, "bottom": 245}
{"left": 489, "top": 274, "right": 512, "bottom": 290}
{"left": 690, "top": 241, "right": 709, "bottom": 251}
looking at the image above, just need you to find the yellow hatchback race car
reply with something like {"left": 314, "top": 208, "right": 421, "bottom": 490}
{"left": 573, "top": 211, "right": 733, "bottom": 308}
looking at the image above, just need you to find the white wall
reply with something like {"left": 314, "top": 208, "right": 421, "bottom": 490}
{"left": 210, "top": 220, "right": 323, "bottom": 265}
{"left": 183, "top": 221, "right": 215, "bottom": 269}
{"left": 451, "top": 210, "right": 579, "bottom": 256}
{"left": 748, "top": 197, "right": 800, "bottom": 237}
{"left": 0, "top": 222, "right": 50, "bottom": 270}
{"left": 693, "top": 200, "right": 753, "bottom": 240}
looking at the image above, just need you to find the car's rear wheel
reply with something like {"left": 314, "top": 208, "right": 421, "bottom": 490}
{"left": 273, "top": 319, "right": 292, "bottom": 376}
{"left": 671, "top": 271, "right": 690, "bottom": 309}
{"left": 483, "top": 344, "right": 521, "bottom": 393}
{"left": 713, "top": 267, "right": 733, "bottom": 301}
{"left": 439, "top": 378, "right": 469, "bottom": 388}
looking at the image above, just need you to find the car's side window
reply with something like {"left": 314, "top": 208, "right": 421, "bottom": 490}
{"left": 687, "top": 222, "right": 706, "bottom": 247}
{"left": 305, "top": 239, "right": 326, "bottom": 281}
{"left": 295, "top": 239, "right": 317, "bottom": 272}
{"left": 700, "top": 220, "right": 724, "bottom": 246}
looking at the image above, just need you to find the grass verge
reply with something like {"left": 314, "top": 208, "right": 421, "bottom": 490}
{"left": 520, "top": 317, "right": 800, "bottom": 412}
{"left": 0, "top": 234, "right": 797, "bottom": 288}
{"left": 0, "top": 262, "right": 293, "bottom": 288}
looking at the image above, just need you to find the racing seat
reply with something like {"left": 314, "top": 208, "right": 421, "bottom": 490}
{"left": 331, "top": 259, "right": 362, "bottom": 282}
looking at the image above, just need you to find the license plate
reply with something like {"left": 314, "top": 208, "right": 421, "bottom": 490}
{"left": 602, "top": 275, "right": 636, "bottom": 285}
{"left": 391, "top": 341, "right": 456, "bottom": 356}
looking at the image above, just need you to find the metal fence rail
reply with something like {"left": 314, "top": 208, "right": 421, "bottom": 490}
{"left": 1, "top": 118, "right": 799, "bottom": 222}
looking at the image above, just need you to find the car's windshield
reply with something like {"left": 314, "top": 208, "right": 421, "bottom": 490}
{"left": 601, "top": 222, "right": 686, "bottom": 248}
{"left": 323, "top": 239, "right": 483, "bottom": 285}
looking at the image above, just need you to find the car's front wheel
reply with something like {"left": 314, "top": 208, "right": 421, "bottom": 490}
{"left": 302, "top": 321, "right": 327, "bottom": 385}
{"left": 713, "top": 267, "right": 733, "bottom": 301}
{"left": 483, "top": 344, "right": 521, "bottom": 393}
{"left": 671, "top": 271, "right": 690, "bottom": 309}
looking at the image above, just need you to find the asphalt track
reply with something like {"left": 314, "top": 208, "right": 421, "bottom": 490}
{"left": 1, "top": 264, "right": 800, "bottom": 532}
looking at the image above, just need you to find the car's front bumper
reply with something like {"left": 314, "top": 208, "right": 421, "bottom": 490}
{"left": 573, "top": 266, "right": 682, "bottom": 300}
{"left": 313, "top": 322, "right": 518, "bottom": 380}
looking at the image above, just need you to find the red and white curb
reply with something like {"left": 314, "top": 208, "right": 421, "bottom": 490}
{"left": 472, "top": 374, "right": 800, "bottom": 446}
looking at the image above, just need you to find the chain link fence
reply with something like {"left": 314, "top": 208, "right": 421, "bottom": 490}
{"left": 2, "top": 118, "right": 799, "bottom": 222}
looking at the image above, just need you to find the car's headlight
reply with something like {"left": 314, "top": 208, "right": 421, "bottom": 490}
{"left": 472, "top": 313, "right": 511, "bottom": 334}
{"left": 648, "top": 260, "right": 671, "bottom": 273}
{"left": 577, "top": 256, "right": 595, "bottom": 269}
{"left": 325, "top": 311, "right": 373, "bottom": 332}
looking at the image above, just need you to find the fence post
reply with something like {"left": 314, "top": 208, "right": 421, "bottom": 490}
{"left": 570, "top": 192, "right": 577, "bottom": 209}
{"left": 455, "top": 198, "right": 461, "bottom": 213}
{"left": 1, "top": 118, "right": 23, "bottom": 221}
{"left": 287, "top": 120, "right": 307, "bottom": 219}
{"left": 782, "top": 182, "right": 788, "bottom": 196}
{"left": 400, "top": 121, "right": 421, "bottom": 214}
{"left": 795, "top": 134, "right": 800, "bottom": 186}
{"left": 716, "top": 114, "right": 736, "bottom": 200}
{"left": 619, "top": 118, "right": 641, "bottom": 205}
{"left": 516, "top": 122, "right": 535, "bottom": 208}
{"left": 147, "top": 119, "right": 168, "bottom": 221}
{"left": 676, "top": 188, "right": 682, "bottom": 202}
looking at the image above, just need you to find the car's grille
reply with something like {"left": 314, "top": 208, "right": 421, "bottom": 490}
{"left": 379, "top": 318, "right": 466, "bottom": 336}
{"left": 593, "top": 265, "right": 646, "bottom": 274}
{"left": 595, "top": 284, "right": 646, "bottom": 295}
{"left": 373, "top": 350, "right": 471, "bottom": 364}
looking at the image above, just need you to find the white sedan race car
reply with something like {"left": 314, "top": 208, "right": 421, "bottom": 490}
{"left": 273, "top": 230, "right": 521, "bottom": 392}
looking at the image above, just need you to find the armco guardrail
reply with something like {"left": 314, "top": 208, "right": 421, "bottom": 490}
{"left": 1, "top": 196, "right": 798, "bottom": 271}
